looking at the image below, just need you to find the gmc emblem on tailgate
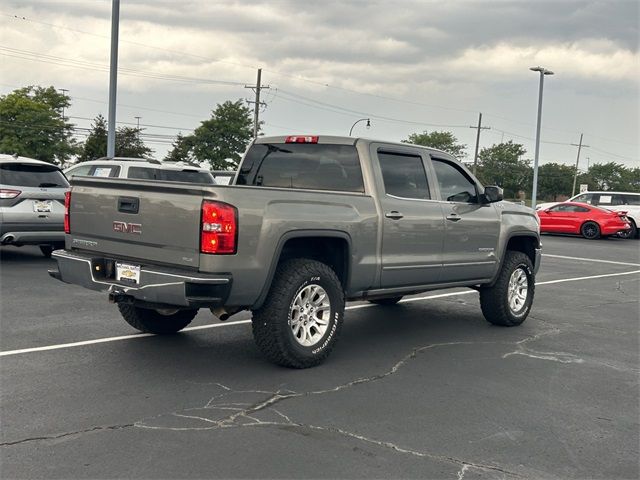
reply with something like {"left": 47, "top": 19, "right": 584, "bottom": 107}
{"left": 113, "top": 221, "right": 142, "bottom": 235}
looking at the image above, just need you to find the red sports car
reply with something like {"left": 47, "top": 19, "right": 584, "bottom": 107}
{"left": 537, "top": 202, "right": 631, "bottom": 239}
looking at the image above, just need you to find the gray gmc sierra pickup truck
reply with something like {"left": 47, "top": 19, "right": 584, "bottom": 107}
{"left": 50, "top": 135, "right": 541, "bottom": 368}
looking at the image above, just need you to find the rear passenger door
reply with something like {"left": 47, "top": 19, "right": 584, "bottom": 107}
{"left": 431, "top": 157, "right": 501, "bottom": 283}
{"left": 373, "top": 148, "right": 445, "bottom": 288}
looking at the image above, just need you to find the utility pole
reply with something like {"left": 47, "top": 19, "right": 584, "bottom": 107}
{"left": 59, "top": 88, "right": 69, "bottom": 121}
{"left": 470, "top": 112, "right": 490, "bottom": 176}
{"left": 571, "top": 133, "right": 590, "bottom": 197}
{"left": 245, "top": 68, "right": 269, "bottom": 138}
{"left": 107, "top": 0, "right": 120, "bottom": 158}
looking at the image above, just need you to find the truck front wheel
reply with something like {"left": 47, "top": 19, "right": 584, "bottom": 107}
{"left": 479, "top": 251, "right": 535, "bottom": 327}
{"left": 118, "top": 304, "right": 197, "bottom": 334}
{"left": 252, "top": 258, "right": 345, "bottom": 368}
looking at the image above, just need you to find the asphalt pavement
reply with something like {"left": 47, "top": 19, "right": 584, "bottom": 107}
{"left": 1, "top": 235, "right": 638, "bottom": 479}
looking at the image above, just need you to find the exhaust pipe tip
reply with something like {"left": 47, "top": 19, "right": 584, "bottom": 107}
{"left": 2, "top": 234, "right": 15, "bottom": 244}
{"left": 210, "top": 307, "right": 240, "bottom": 322}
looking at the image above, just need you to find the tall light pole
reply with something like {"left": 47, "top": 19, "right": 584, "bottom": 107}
{"left": 529, "top": 66, "right": 554, "bottom": 209}
{"left": 107, "top": 0, "right": 120, "bottom": 158}
{"left": 349, "top": 118, "right": 370, "bottom": 136}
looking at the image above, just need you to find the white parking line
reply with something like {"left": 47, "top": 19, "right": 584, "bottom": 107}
{"left": 543, "top": 254, "right": 640, "bottom": 267}
{"left": 1, "top": 269, "right": 639, "bottom": 358}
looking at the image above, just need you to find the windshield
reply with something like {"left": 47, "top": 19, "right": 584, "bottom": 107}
{"left": 0, "top": 163, "right": 69, "bottom": 188}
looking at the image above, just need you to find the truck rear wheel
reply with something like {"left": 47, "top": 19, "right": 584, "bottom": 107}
{"left": 252, "top": 258, "right": 345, "bottom": 368}
{"left": 479, "top": 251, "right": 534, "bottom": 327}
{"left": 118, "top": 304, "right": 197, "bottom": 334}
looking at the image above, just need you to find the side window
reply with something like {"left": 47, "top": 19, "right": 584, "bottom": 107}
{"left": 378, "top": 151, "right": 430, "bottom": 200}
{"left": 432, "top": 159, "right": 478, "bottom": 203}
{"left": 550, "top": 204, "right": 571, "bottom": 212}
{"left": 598, "top": 194, "right": 613, "bottom": 206}
{"left": 89, "top": 165, "right": 121, "bottom": 178}
{"left": 575, "top": 206, "right": 590, "bottom": 213}
{"left": 624, "top": 195, "right": 640, "bottom": 206}
{"left": 609, "top": 194, "right": 626, "bottom": 206}
{"left": 66, "top": 164, "right": 92, "bottom": 177}
{"left": 572, "top": 193, "right": 593, "bottom": 204}
{"left": 128, "top": 167, "right": 156, "bottom": 180}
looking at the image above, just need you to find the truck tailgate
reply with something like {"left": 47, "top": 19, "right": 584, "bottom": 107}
{"left": 68, "top": 178, "right": 205, "bottom": 268}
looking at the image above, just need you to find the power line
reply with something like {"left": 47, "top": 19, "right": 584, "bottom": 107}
{"left": 4, "top": 10, "right": 639, "bottom": 150}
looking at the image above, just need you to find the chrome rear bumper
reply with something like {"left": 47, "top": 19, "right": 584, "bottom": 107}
{"left": 49, "top": 250, "right": 231, "bottom": 308}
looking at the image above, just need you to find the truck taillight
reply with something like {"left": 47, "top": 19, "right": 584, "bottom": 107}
{"left": 0, "top": 189, "right": 21, "bottom": 199}
{"left": 64, "top": 191, "right": 71, "bottom": 234}
{"left": 285, "top": 135, "right": 318, "bottom": 144}
{"left": 200, "top": 201, "right": 237, "bottom": 254}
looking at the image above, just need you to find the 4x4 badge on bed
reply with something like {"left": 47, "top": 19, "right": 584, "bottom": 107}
{"left": 113, "top": 221, "right": 142, "bottom": 235}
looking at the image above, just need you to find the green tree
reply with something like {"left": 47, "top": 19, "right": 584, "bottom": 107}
{"left": 0, "top": 85, "right": 76, "bottom": 163}
{"left": 78, "top": 115, "right": 152, "bottom": 161}
{"left": 536, "top": 162, "right": 576, "bottom": 201}
{"left": 402, "top": 130, "right": 466, "bottom": 160}
{"left": 164, "top": 132, "right": 194, "bottom": 162}
{"left": 476, "top": 141, "right": 532, "bottom": 198}
{"left": 190, "top": 100, "right": 254, "bottom": 170}
{"left": 579, "top": 162, "right": 637, "bottom": 191}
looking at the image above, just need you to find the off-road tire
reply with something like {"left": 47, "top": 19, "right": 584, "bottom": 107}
{"left": 480, "top": 251, "right": 535, "bottom": 327}
{"left": 581, "top": 221, "right": 600, "bottom": 240}
{"left": 118, "top": 304, "right": 197, "bottom": 334}
{"left": 368, "top": 296, "right": 403, "bottom": 305}
{"left": 252, "top": 258, "right": 345, "bottom": 368}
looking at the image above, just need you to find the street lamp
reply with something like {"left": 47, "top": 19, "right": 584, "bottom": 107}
{"left": 529, "top": 66, "right": 554, "bottom": 209}
{"left": 349, "top": 118, "right": 370, "bottom": 136}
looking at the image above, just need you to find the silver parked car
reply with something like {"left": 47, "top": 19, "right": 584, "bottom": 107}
{"left": 0, "top": 154, "right": 69, "bottom": 257}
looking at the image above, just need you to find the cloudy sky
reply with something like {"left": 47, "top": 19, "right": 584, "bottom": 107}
{"left": 1, "top": 0, "right": 638, "bottom": 167}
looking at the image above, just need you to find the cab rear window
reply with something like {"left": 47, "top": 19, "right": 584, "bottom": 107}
{"left": 237, "top": 144, "right": 364, "bottom": 193}
{"left": 0, "top": 163, "right": 69, "bottom": 188}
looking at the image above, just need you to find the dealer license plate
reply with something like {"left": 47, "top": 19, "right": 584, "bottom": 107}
{"left": 33, "top": 200, "right": 52, "bottom": 213}
{"left": 116, "top": 262, "right": 141, "bottom": 284}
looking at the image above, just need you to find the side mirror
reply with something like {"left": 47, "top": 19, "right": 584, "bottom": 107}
{"left": 483, "top": 186, "right": 503, "bottom": 203}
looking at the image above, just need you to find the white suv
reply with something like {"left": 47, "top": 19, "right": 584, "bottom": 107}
{"left": 65, "top": 158, "right": 215, "bottom": 184}
{"left": 537, "top": 191, "right": 640, "bottom": 239}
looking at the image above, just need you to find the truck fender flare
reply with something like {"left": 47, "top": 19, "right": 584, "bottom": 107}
{"left": 251, "top": 230, "right": 353, "bottom": 310}
{"left": 488, "top": 232, "right": 541, "bottom": 287}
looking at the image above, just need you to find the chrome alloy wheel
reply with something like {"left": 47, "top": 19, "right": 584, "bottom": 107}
{"left": 508, "top": 267, "right": 529, "bottom": 314}
{"left": 289, "top": 284, "right": 331, "bottom": 347}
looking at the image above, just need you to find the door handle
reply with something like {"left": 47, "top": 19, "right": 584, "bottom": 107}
{"left": 385, "top": 211, "right": 404, "bottom": 220}
{"left": 446, "top": 213, "right": 461, "bottom": 222}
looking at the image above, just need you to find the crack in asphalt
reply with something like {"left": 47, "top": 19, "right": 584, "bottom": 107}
{"left": 0, "top": 423, "right": 134, "bottom": 447}
{"left": 3, "top": 320, "right": 633, "bottom": 479}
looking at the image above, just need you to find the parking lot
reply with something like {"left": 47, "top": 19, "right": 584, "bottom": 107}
{"left": 1, "top": 235, "right": 638, "bottom": 479}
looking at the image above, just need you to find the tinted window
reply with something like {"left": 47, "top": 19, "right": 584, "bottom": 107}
{"left": 378, "top": 151, "right": 429, "bottom": 199}
{"left": 432, "top": 159, "right": 477, "bottom": 203}
{"left": 128, "top": 167, "right": 214, "bottom": 184}
{"left": 0, "top": 163, "right": 69, "bottom": 187}
{"left": 624, "top": 194, "right": 640, "bottom": 205}
{"left": 237, "top": 144, "right": 364, "bottom": 193}
{"left": 550, "top": 204, "right": 590, "bottom": 213}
